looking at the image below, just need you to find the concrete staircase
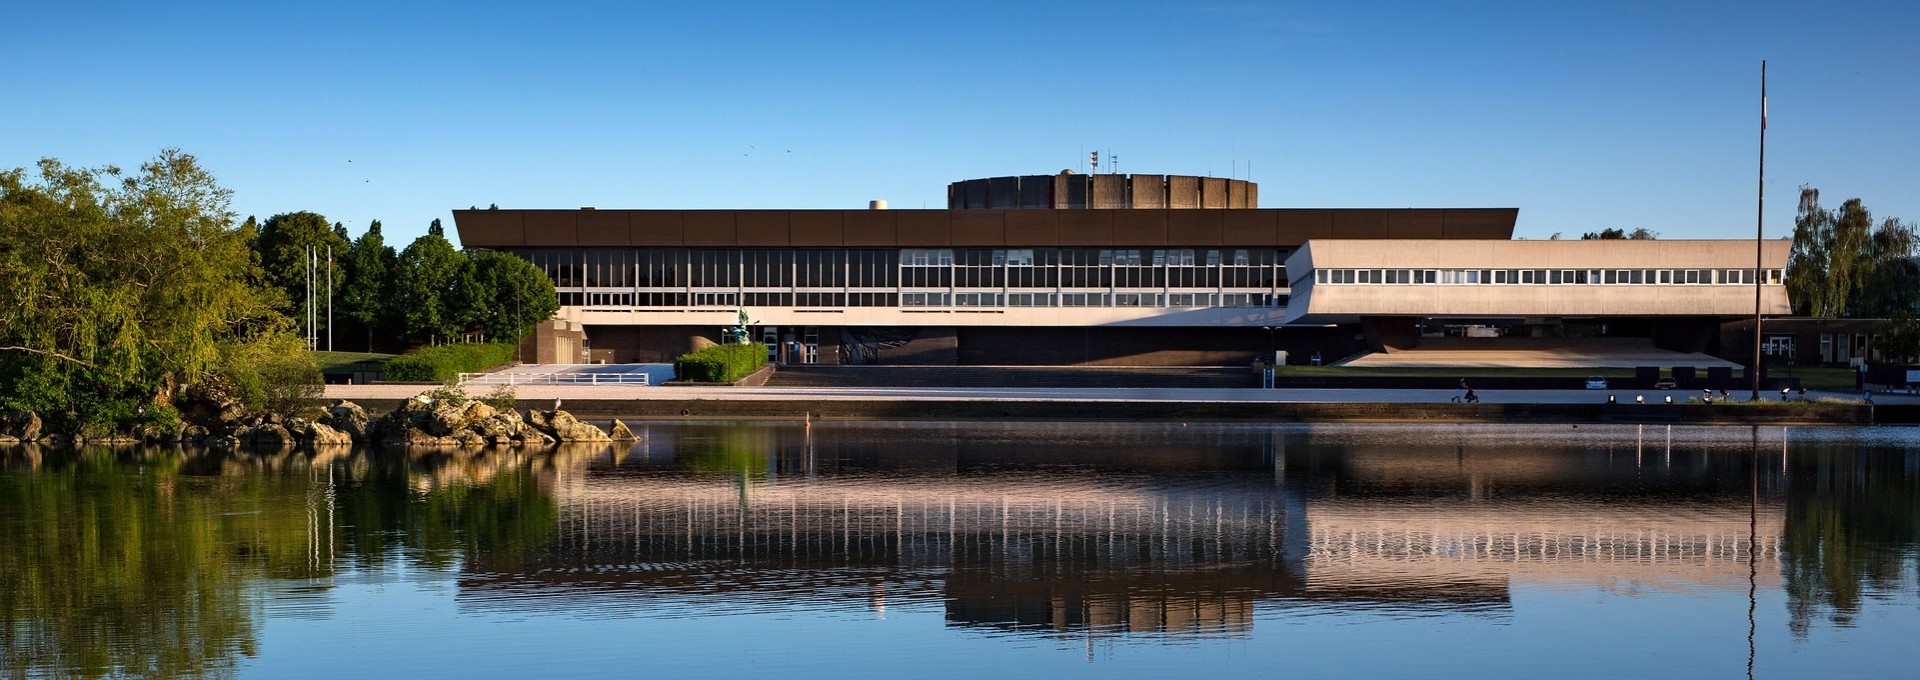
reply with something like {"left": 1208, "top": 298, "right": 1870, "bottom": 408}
{"left": 763, "top": 365, "right": 1258, "bottom": 389}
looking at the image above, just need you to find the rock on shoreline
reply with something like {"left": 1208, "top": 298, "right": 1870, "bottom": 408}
{"left": 0, "top": 385, "right": 635, "bottom": 452}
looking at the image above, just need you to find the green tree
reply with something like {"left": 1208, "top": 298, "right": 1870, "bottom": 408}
{"left": 1787, "top": 188, "right": 1901, "bottom": 318}
{"left": 394, "top": 232, "right": 464, "bottom": 344}
{"left": 253, "top": 211, "right": 349, "bottom": 328}
{"left": 1579, "top": 228, "right": 1656, "bottom": 240}
{"left": 1856, "top": 217, "right": 1918, "bottom": 318}
{"left": 1879, "top": 312, "right": 1920, "bottom": 363}
{"left": 338, "top": 220, "right": 399, "bottom": 351}
{"left": 0, "top": 150, "right": 290, "bottom": 432}
{"left": 1787, "top": 187, "right": 1835, "bottom": 316}
{"left": 454, "top": 250, "right": 560, "bottom": 342}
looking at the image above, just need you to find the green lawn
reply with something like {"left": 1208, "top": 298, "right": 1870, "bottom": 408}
{"left": 313, "top": 351, "right": 397, "bottom": 375}
{"left": 1776, "top": 366, "right": 1859, "bottom": 391}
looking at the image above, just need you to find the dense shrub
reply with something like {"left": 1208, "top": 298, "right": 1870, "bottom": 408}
{"left": 216, "top": 331, "right": 324, "bottom": 417}
{"left": 673, "top": 343, "right": 767, "bottom": 383}
{"left": 384, "top": 343, "right": 517, "bottom": 382}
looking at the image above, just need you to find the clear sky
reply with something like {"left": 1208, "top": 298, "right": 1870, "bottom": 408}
{"left": 5, "top": 1, "right": 1916, "bottom": 246}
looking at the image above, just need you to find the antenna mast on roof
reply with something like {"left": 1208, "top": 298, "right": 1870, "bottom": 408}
{"left": 1090, "top": 150, "right": 1099, "bottom": 174}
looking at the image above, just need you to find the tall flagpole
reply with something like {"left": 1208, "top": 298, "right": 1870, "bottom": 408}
{"left": 326, "top": 245, "right": 334, "bottom": 352}
{"left": 1751, "top": 60, "right": 1767, "bottom": 400}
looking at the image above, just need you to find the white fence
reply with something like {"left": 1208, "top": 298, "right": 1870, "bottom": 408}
{"left": 458, "top": 371, "right": 651, "bottom": 387}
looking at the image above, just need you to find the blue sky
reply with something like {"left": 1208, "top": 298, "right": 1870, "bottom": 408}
{"left": 5, "top": 1, "right": 1916, "bottom": 245}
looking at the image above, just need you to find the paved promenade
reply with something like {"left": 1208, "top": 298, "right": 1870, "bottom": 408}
{"left": 323, "top": 383, "right": 1914, "bottom": 405}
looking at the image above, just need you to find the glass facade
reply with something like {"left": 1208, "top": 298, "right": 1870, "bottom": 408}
{"left": 500, "top": 247, "right": 1288, "bottom": 309}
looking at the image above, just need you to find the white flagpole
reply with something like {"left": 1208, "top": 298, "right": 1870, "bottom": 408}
{"left": 1751, "top": 60, "right": 1767, "bottom": 400}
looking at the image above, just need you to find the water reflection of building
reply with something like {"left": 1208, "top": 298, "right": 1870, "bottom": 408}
{"left": 455, "top": 424, "right": 1790, "bottom": 639}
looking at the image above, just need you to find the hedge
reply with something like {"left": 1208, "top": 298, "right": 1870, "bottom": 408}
{"left": 674, "top": 343, "right": 767, "bottom": 383}
{"left": 384, "top": 343, "right": 518, "bottom": 382}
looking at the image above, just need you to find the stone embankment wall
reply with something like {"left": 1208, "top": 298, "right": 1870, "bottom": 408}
{"left": 330, "top": 399, "right": 1897, "bottom": 426}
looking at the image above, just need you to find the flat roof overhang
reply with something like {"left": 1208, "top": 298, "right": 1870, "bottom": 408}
{"left": 453, "top": 207, "right": 1518, "bottom": 249}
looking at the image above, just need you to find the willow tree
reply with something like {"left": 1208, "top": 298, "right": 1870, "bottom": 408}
{"left": 1788, "top": 186, "right": 1918, "bottom": 318}
{"left": 0, "top": 150, "right": 296, "bottom": 432}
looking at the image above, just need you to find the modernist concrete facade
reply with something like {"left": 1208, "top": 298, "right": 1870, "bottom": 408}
{"left": 458, "top": 175, "right": 1794, "bottom": 367}
{"left": 1283, "top": 239, "right": 1792, "bottom": 354}
{"left": 456, "top": 200, "right": 1518, "bottom": 365}
{"left": 1285, "top": 239, "right": 1791, "bottom": 323}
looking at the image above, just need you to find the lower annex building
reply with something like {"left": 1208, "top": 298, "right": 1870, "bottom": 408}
{"left": 453, "top": 171, "right": 1786, "bottom": 367}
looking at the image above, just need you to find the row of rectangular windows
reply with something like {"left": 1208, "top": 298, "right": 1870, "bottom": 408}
{"left": 901, "top": 292, "right": 1284, "bottom": 308}
{"left": 570, "top": 291, "right": 1285, "bottom": 308}
{"left": 1313, "top": 268, "right": 1786, "bottom": 286}
{"left": 901, "top": 248, "right": 1270, "bottom": 267}
{"left": 503, "top": 247, "right": 1288, "bottom": 290}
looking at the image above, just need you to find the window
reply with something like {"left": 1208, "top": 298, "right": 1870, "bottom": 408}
{"left": 903, "top": 249, "right": 953, "bottom": 266}
{"left": 1006, "top": 249, "right": 1034, "bottom": 266}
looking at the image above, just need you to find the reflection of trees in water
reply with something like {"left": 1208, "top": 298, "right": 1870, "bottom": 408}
{"left": 0, "top": 444, "right": 566, "bottom": 679}
{"left": 0, "top": 446, "right": 303, "bottom": 679}
{"left": 1781, "top": 444, "right": 1920, "bottom": 635}
{"left": 330, "top": 446, "right": 568, "bottom": 572}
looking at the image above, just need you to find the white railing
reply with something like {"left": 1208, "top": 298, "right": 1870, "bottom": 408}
{"left": 458, "top": 371, "right": 652, "bottom": 387}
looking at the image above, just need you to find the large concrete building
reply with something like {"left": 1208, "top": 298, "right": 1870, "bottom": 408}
{"left": 1284, "top": 239, "right": 1791, "bottom": 354}
{"left": 455, "top": 173, "right": 1787, "bottom": 367}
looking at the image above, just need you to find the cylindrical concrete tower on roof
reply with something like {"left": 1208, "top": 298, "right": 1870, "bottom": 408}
{"left": 947, "top": 172, "right": 1256, "bottom": 209}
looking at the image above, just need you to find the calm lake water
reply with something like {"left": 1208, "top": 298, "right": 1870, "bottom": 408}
{"left": 3, "top": 422, "right": 1918, "bottom": 679}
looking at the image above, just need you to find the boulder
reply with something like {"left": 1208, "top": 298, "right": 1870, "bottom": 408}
{"left": 518, "top": 431, "right": 556, "bottom": 448}
{"left": 471, "top": 414, "right": 518, "bottom": 439}
{"left": 387, "top": 426, "right": 441, "bottom": 447}
{"left": 180, "top": 424, "right": 209, "bottom": 442}
{"left": 537, "top": 410, "right": 611, "bottom": 442}
{"left": 288, "top": 418, "right": 352, "bottom": 446}
{"left": 609, "top": 420, "right": 636, "bottom": 441}
{"left": 248, "top": 423, "right": 294, "bottom": 449}
{"left": 177, "top": 384, "right": 245, "bottom": 432}
{"left": 460, "top": 401, "right": 498, "bottom": 424}
{"left": 1, "top": 409, "right": 42, "bottom": 441}
{"left": 423, "top": 400, "right": 470, "bottom": 437}
{"left": 322, "top": 401, "right": 372, "bottom": 442}
{"left": 453, "top": 430, "right": 487, "bottom": 447}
